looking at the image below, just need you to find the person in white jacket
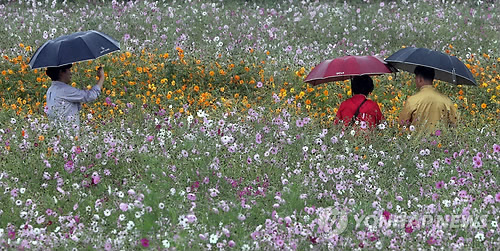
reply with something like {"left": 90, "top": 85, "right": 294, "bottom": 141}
{"left": 45, "top": 64, "right": 104, "bottom": 131}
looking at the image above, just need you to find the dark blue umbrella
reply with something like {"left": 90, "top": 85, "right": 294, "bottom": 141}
{"left": 385, "top": 47, "right": 477, "bottom": 86}
{"left": 29, "top": 30, "right": 120, "bottom": 69}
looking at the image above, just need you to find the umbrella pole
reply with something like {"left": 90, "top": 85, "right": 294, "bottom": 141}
{"left": 452, "top": 68, "right": 457, "bottom": 84}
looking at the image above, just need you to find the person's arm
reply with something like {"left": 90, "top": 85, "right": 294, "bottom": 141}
{"left": 448, "top": 104, "right": 458, "bottom": 127}
{"left": 371, "top": 101, "right": 384, "bottom": 124}
{"left": 63, "top": 67, "right": 104, "bottom": 103}
{"left": 96, "top": 66, "right": 104, "bottom": 90}
{"left": 399, "top": 100, "right": 413, "bottom": 125}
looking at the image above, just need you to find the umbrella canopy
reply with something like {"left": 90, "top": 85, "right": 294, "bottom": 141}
{"left": 385, "top": 47, "right": 476, "bottom": 86}
{"left": 304, "top": 55, "right": 396, "bottom": 86}
{"left": 28, "top": 30, "right": 120, "bottom": 69}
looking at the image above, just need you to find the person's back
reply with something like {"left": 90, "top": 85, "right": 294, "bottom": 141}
{"left": 399, "top": 66, "right": 458, "bottom": 133}
{"left": 334, "top": 75, "right": 384, "bottom": 129}
{"left": 45, "top": 64, "right": 104, "bottom": 133}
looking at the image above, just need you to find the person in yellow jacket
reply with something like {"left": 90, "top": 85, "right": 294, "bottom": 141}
{"left": 399, "top": 66, "right": 458, "bottom": 134}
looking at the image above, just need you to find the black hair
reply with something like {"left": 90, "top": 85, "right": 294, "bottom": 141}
{"left": 46, "top": 64, "right": 72, "bottom": 81}
{"left": 351, "top": 75, "right": 374, "bottom": 96}
{"left": 414, "top": 66, "right": 435, "bottom": 81}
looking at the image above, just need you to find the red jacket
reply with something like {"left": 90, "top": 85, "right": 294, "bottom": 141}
{"left": 334, "top": 94, "right": 384, "bottom": 128}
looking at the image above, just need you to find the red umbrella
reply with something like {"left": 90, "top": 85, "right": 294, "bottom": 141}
{"left": 304, "top": 55, "right": 396, "bottom": 86}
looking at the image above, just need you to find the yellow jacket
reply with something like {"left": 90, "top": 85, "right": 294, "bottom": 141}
{"left": 399, "top": 85, "right": 458, "bottom": 133}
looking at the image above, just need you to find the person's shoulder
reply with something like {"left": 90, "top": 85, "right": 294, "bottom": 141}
{"left": 365, "top": 99, "right": 379, "bottom": 106}
{"left": 432, "top": 89, "right": 453, "bottom": 104}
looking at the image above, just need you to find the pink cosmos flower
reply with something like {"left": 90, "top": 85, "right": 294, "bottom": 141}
{"left": 187, "top": 193, "right": 196, "bottom": 201}
{"left": 119, "top": 203, "right": 128, "bottom": 212}
{"left": 383, "top": 210, "right": 391, "bottom": 221}
{"left": 427, "top": 237, "right": 437, "bottom": 245}
{"left": 435, "top": 181, "right": 444, "bottom": 189}
{"left": 493, "top": 144, "right": 500, "bottom": 153}
{"left": 92, "top": 175, "right": 101, "bottom": 185}
{"left": 140, "top": 238, "right": 149, "bottom": 247}
{"left": 104, "top": 241, "right": 112, "bottom": 251}
{"left": 405, "top": 223, "right": 414, "bottom": 233}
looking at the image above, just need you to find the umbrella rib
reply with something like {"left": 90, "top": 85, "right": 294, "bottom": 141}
{"left": 77, "top": 36, "right": 100, "bottom": 59}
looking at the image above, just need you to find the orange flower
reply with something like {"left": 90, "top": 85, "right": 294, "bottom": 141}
{"left": 305, "top": 99, "right": 312, "bottom": 105}
{"left": 193, "top": 85, "right": 200, "bottom": 92}
{"left": 481, "top": 103, "right": 487, "bottom": 109}
{"left": 39, "top": 135, "right": 45, "bottom": 141}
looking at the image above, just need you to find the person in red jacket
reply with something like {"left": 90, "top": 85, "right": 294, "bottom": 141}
{"left": 334, "top": 75, "right": 384, "bottom": 129}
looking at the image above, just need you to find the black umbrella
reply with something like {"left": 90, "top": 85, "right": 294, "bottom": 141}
{"left": 385, "top": 47, "right": 477, "bottom": 86}
{"left": 29, "top": 30, "right": 120, "bottom": 69}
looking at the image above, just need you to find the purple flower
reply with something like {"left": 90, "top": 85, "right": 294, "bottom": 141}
{"left": 187, "top": 193, "right": 196, "bottom": 201}
{"left": 331, "top": 136, "right": 338, "bottom": 144}
{"left": 296, "top": 119, "right": 304, "bottom": 128}
{"left": 495, "top": 192, "right": 500, "bottom": 202}
{"left": 119, "top": 203, "right": 128, "bottom": 212}
{"left": 255, "top": 133, "right": 262, "bottom": 144}
{"left": 493, "top": 144, "right": 500, "bottom": 153}
{"left": 458, "top": 190, "right": 467, "bottom": 198}
{"left": 64, "top": 161, "right": 74, "bottom": 173}
{"left": 140, "top": 238, "right": 149, "bottom": 247}
{"left": 104, "top": 241, "right": 112, "bottom": 251}
{"left": 435, "top": 181, "right": 444, "bottom": 189}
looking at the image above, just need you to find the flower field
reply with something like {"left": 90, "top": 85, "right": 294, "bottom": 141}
{"left": 0, "top": 0, "right": 499, "bottom": 250}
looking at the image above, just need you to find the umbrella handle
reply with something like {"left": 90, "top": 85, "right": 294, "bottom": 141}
{"left": 452, "top": 68, "right": 456, "bottom": 84}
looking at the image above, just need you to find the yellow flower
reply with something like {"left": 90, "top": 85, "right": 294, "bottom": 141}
{"left": 38, "top": 135, "right": 45, "bottom": 141}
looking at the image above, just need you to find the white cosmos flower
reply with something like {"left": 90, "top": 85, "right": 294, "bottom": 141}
{"left": 220, "top": 135, "right": 234, "bottom": 145}
{"left": 104, "top": 210, "right": 111, "bottom": 217}
{"left": 126, "top": 221, "right": 135, "bottom": 230}
{"left": 209, "top": 233, "right": 218, "bottom": 244}
{"left": 162, "top": 240, "right": 170, "bottom": 248}
{"left": 197, "top": 110, "right": 208, "bottom": 118}
{"left": 475, "top": 232, "right": 485, "bottom": 242}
